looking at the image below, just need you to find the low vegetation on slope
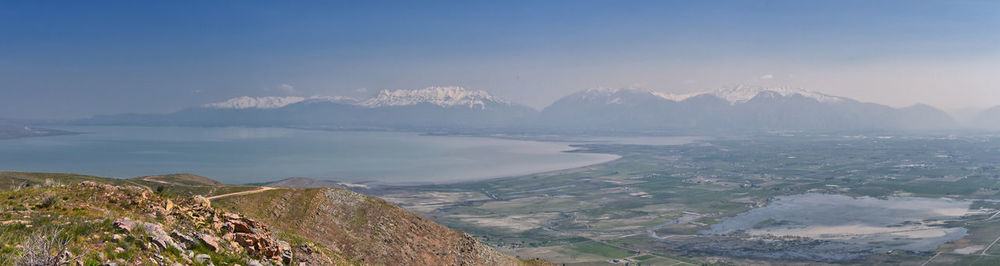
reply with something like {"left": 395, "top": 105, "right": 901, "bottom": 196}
{"left": 213, "top": 187, "right": 549, "bottom": 265}
{"left": 0, "top": 171, "right": 546, "bottom": 265}
{"left": 0, "top": 175, "right": 347, "bottom": 265}
{"left": 134, "top": 173, "right": 225, "bottom": 187}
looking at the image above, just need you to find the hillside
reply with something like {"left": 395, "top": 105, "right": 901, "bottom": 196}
{"left": 0, "top": 171, "right": 545, "bottom": 265}
{"left": 133, "top": 173, "right": 225, "bottom": 187}
{"left": 259, "top": 177, "right": 351, "bottom": 189}
{"left": 972, "top": 106, "right": 1000, "bottom": 130}
{"left": 212, "top": 187, "right": 538, "bottom": 265}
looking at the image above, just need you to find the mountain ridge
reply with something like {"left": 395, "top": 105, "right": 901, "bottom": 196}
{"left": 0, "top": 171, "right": 549, "bottom": 265}
{"left": 538, "top": 86, "right": 958, "bottom": 133}
{"left": 73, "top": 85, "right": 964, "bottom": 133}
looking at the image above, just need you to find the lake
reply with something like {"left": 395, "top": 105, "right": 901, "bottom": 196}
{"left": 702, "top": 193, "right": 975, "bottom": 252}
{"left": 0, "top": 126, "right": 625, "bottom": 184}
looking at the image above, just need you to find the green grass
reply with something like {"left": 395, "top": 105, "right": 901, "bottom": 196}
{"left": 567, "top": 241, "right": 632, "bottom": 259}
{"left": 0, "top": 173, "right": 311, "bottom": 265}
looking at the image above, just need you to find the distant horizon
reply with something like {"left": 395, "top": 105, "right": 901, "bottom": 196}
{"left": 5, "top": 84, "right": 998, "bottom": 120}
{"left": 137, "top": 85, "right": 1000, "bottom": 117}
{"left": 2, "top": 1, "right": 998, "bottom": 119}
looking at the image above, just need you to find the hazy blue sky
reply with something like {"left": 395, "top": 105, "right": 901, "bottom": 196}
{"left": 2, "top": 1, "right": 998, "bottom": 119}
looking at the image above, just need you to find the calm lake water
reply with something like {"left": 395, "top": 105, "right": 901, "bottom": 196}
{"left": 0, "top": 126, "right": 623, "bottom": 184}
{"left": 703, "top": 193, "right": 974, "bottom": 252}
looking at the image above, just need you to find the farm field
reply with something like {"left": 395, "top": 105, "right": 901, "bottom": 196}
{"left": 376, "top": 135, "right": 1000, "bottom": 265}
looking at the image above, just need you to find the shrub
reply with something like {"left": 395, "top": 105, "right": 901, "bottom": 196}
{"left": 12, "top": 229, "right": 82, "bottom": 265}
{"left": 37, "top": 195, "right": 59, "bottom": 209}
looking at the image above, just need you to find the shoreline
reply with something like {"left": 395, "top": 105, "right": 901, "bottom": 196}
{"left": 6, "top": 125, "right": 637, "bottom": 186}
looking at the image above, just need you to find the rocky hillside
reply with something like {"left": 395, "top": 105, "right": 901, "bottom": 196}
{"left": 212, "top": 187, "right": 536, "bottom": 265}
{"left": 0, "top": 171, "right": 546, "bottom": 265}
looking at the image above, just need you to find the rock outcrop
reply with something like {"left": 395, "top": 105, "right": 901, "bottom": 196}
{"left": 81, "top": 181, "right": 316, "bottom": 265}
{"left": 113, "top": 219, "right": 184, "bottom": 251}
{"left": 222, "top": 213, "right": 291, "bottom": 263}
{"left": 213, "top": 187, "right": 538, "bottom": 266}
{"left": 4, "top": 173, "right": 545, "bottom": 266}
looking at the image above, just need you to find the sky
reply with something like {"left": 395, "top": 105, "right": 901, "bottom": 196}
{"left": 1, "top": 1, "right": 998, "bottom": 119}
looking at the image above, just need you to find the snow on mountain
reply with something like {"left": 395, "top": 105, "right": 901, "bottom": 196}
{"left": 576, "top": 86, "right": 847, "bottom": 105}
{"left": 650, "top": 91, "right": 699, "bottom": 102}
{"left": 572, "top": 88, "right": 687, "bottom": 104}
{"left": 575, "top": 88, "right": 640, "bottom": 103}
{"left": 360, "top": 86, "right": 509, "bottom": 109}
{"left": 707, "top": 85, "right": 846, "bottom": 104}
{"left": 205, "top": 96, "right": 305, "bottom": 109}
{"left": 300, "top": 96, "right": 358, "bottom": 104}
{"left": 205, "top": 96, "right": 356, "bottom": 109}
{"left": 204, "top": 87, "right": 507, "bottom": 110}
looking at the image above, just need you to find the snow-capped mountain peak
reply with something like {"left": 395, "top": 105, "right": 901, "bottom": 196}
{"left": 708, "top": 85, "right": 845, "bottom": 104}
{"left": 205, "top": 95, "right": 357, "bottom": 109}
{"left": 576, "top": 88, "right": 640, "bottom": 102}
{"left": 361, "top": 86, "right": 508, "bottom": 109}
{"left": 300, "top": 95, "right": 359, "bottom": 104}
{"left": 205, "top": 96, "right": 306, "bottom": 109}
{"left": 650, "top": 91, "right": 699, "bottom": 102}
{"left": 571, "top": 86, "right": 847, "bottom": 105}
{"left": 576, "top": 88, "right": 692, "bottom": 104}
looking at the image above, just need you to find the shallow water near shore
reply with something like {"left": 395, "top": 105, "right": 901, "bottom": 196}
{"left": 703, "top": 193, "right": 974, "bottom": 252}
{"left": 0, "top": 126, "right": 632, "bottom": 184}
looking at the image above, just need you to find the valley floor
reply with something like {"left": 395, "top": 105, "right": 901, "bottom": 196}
{"left": 374, "top": 134, "right": 1000, "bottom": 265}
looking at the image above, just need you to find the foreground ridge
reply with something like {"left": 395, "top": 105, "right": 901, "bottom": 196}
{"left": 0, "top": 172, "right": 550, "bottom": 265}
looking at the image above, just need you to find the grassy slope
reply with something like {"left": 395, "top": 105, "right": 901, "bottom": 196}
{"left": 0, "top": 174, "right": 346, "bottom": 264}
{"left": 1, "top": 171, "right": 543, "bottom": 265}
{"left": 213, "top": 188, "right": 549, "bottom": 266}
{"left": 132, "top": 173, "right": 225, "bottom": 186}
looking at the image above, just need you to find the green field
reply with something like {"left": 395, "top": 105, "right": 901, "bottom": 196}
{"left": 377, "top": 135, "right": 1000, "bottom": 265}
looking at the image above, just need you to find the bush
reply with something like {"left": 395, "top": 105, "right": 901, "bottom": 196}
{"left": 37, "top": 195, "right": 59, "bottom": 209}
{"left": 12, "top": 229, "right": 82, "bottom": 265}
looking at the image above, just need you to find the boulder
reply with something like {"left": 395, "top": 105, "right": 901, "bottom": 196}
{"left": 193, "top": 195, "right": 211, "bottom": 208}
{"left": 277, "top": 241, "right": 292, "bottom": 264}
{"left": 224, "top": 214, "right": 262, "bottom": 234}
{"left": 195, "top": 232, "right": 221, "bottom": 251}
{"left": 170, "top": 230, "right": 198, "bottom": 249}
{"left": 113, "top": 219, "right": 183, "bottom": 251}
{"left": 221, "top": 214, "right": 288, "bottom": 263}
{"left": 194, "top": 254, "right": 211, "bottom": 264}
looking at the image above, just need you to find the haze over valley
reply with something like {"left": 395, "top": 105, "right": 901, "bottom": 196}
{"left": 67, "top": 85, "right": 1000, "bottom": 133}
{"left": 3, "top": 1, "right": 1000, "bottom": 265}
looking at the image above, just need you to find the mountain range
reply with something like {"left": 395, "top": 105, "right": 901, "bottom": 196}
{"left": 81, "top": 86, "right": 536, "bottom": 130}
{"left": 73, "top": 85, "right": 999, "bottom": 134}
{"left": 539, "top": 86, "right": 958, "bottom": 133}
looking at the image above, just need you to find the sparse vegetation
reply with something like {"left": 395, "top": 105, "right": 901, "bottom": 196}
{"left": 1, "top": 172, "right": 541, "bottom": 265}
{"left": 11, "top": 229, "right": 81, "bottom": 266}
{"left": 379, "top": 135, "right": 1000, "bottom": 265}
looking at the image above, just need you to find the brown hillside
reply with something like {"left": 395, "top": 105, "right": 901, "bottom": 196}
{"left": 264, "top": 176, "right": 347, "bottom": 188}
{"left": 133, "top": 173, "right": 225, "bottom": 186}
{"left": 213, "top": 187, "right": 547, "bottom": 266}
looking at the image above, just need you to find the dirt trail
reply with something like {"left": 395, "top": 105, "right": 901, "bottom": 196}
{"left": 141, "top": 176, "right": 170, "bottom": 184}
{"left": 207, "top": 186, "right": 279, "bottom": 200}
